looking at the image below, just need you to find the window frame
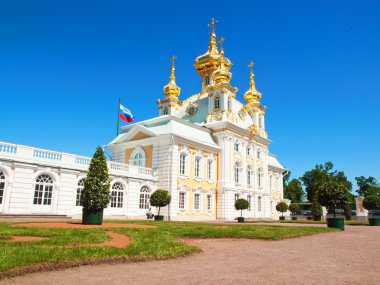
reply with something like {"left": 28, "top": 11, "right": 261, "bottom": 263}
{"left": 0, "top": 171, "right": 6, "bottom": 205}
{"left": 214, "top": 96, "right": 220, "bottom": 110}
{"left": 33, "top": 174, "right": 54, "bottom": 206}
{"left": 110, "top": 182, "right": 124, "bottom": 208}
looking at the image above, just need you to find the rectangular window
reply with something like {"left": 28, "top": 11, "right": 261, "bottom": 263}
{"left": 194, "top": 193, "right": 200, "bottom": 211}
{"left": 234, "top": 143, "right": 239, "bottom": 152}
{"left": 258, "top": 197, "right": 262, "bottom": 212}
{"left": 180, "top": 154, "right": 186, "bottom": 175}
{"left": 234, "top": 193, "right": 239, "bottom": 202}
{"left": 207, "top": 160, "right": 213, "bottom": 180}
{"left": 207, "top": 194, "right": 212, "bottom": 211}
{"left": 246, "top": 147, "right": 251, "bottom": 156}
{"left": 179, "top": 192, "right": 185, "bottom": 210}
{"left": 257, "top": 150, "right": 261, "bottom": 159}
{"left": 258, "top": 173, "right": 262, "bottom": 187}
{"left": 195, "top": 157, "right": 200, "bottom": 178}
{"left": 248, "top": 196, "right": 252, "bottom": 211}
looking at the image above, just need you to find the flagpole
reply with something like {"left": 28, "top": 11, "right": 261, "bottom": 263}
{"left": 116, "top": 98, "right": 121, "bottom": 136}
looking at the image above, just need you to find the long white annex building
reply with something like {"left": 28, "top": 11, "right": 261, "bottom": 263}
{"left": 0, "top": 20, "right": 286, "bottom": 221}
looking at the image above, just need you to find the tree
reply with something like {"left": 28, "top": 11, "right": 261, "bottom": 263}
{"left": 311, "top": 201, "right": 323, "bottom": 218}
{"left": 300, "top": 162, "right": 352, "bottom": 201}
{"left": 276, "top": 202, "right": 288, "bottom": 217}
{"left": 284, "top": 178, "right": 305, "bottom": 203}
{"left": 80, "top": 147, "right": 111, "bottom": 210}
{"left": 363, "top": 195, "right": 380, "bottom": 219}
{"left": 235, "top": 198, "right": 249, "bottom": 218}
{"left": 149, "top": 189, "right": 171, "bottom": 216}
{"left": 288, "top": 204, "right": 301, "bottom": 215}
{"left": 316, "top": 180, "right": 350, "bottom": 218}
{"left": 355, "top": 176, "right": 380, "bottom": 197}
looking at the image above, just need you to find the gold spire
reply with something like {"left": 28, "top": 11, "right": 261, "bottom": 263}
{"left": 244, "top": 60, "right": 261, "bottom": 105}
{"left": 212, "top": 37, "right": 232, "bottom": 84}
{"left": 207, "top": 18, "right": 219, "bottom": 54}
{"left": 163, "top": 55, "right": 181, "bottom": 101}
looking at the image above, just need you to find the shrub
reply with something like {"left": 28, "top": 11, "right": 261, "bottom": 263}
{"left": 276, "top": 202, "right": 289, "bottom": 217}
{"left": 363, "top": 195, "right": 380, "bottom": 218}
{"left": 149, "top": 189, "right": 171, "bottom": 216}
{"left": 289, "top": 204, "right": 301, "bottom": 215}
{"left": 235, "top": 198, "right": 249, "bottom": 218}
{"left": 80, "top": 147, "right": 111, "bottom": 210}
{"left": 311, "top": 201, "right": 323, "bottom": 218}
{"left": 316, "top": 180, "right": 350, "bottom": 218}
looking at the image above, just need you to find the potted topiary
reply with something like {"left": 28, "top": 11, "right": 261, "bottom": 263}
{"left": 149, "top": 189, "right": 171, "bottom": 221}
{"left": 289, "top": 204, "right": 300, "bottom": 220}
{"left": 316, "top": 181, "right": 349, "bottom": 230}
{"left": 276, "top": 202, "right": 289, "bottom": 221}
{"left": 311, "top": 201, "right": 323, "bottom": 221}
{"left": 80, "top": 147, "right": 111, "bottom": 225}
{"left": 363, "top": 195, "right": 380, "bottom": 226}
{"left": 235, "top": 198, "right": 249, "bottom": 223}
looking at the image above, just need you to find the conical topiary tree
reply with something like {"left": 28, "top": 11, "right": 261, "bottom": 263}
{"left": 80, "top": 147, "right": 111, "bottom": 224}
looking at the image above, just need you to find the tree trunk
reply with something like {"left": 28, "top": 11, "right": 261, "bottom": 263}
{"left": 241, "top": 209, "right": 243, "bottom": 218}
{"left": 158, "top": 206, "right": 161, "bottom": 216}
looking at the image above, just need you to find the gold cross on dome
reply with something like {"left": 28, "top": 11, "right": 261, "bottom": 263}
{"left": 171, "top": 55, "right": 177, "bottom": 66}
{"left": 218, "top": 37, "right": 225, "bottom": 48}
{"left": 248, "top": 61, "right": 254, "bottom": 72}
{"left": 208, "top": 18, "right": 219, "bottom": 31}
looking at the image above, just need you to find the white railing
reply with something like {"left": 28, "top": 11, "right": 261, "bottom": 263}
{"left": 0, "top": 143, "right": 17, "bottom": 154}
{"left": 0, "top": 141, "right": 157, "bottom": 180}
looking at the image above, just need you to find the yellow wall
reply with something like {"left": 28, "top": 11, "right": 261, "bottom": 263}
{"left": 177, "top": 146, "right": 218, "bottom": 218}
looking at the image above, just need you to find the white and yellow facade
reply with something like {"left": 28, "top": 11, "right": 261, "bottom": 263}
{"left": 0, "top": 20, "right": 285, "bottom": 220}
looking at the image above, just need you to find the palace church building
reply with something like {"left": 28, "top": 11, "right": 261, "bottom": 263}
{"left": 0, "top": 20, "right": 286, "bottom": 221}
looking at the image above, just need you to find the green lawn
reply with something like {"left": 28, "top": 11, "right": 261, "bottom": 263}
{"left": 246, "top": 219, "right": 369, "bottom": 226}
{"left": 0, "top": 221, "right": 337, "bottom": 277}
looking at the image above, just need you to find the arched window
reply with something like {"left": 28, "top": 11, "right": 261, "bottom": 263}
{"left": 205, "top": 76, "right": 210, "bottom": 85}
{"left": 258, "top": 168, "right": 263, "bottom": 187}
{"left": 179, "top": 153, "right": 187, "bottom": 176}
{"left": 76, "top": 179, "right": 84, "bottom": 206}
{"left": 194, "top": 156, "right": 202, "bottom": 178}
{"left": 234, "top": 193, "right": 240, "bottom": 201}
{"left": 207, "top": 159, "right": 214, "bottom": 181}
{"left": 247, "top": 165, "right": 253, "bottom": 186}
{"left": 0, "top": 171, "right": 5, "bottom": 204}
{"left": 234, "top": 162, "right": 241, "bottom": 184}
{"left": 111, "top": 182, "right": 124, "bottom": 208}
{"left": 206, "top": 192, "right": 213, "bottom": 211}
{"left": 34, "top": 174, "right": 54, "bottom": 205}
{"left": 133, "top": 152, "right": 145, "bottom": 167}
{"left": 257, "top": 149, "right": 261, "bottom": 159}
{"left": 258, "top": 196, "right": 262, "bottom": 212}
{"left": 163, "top": 107, "right": 168, "bottom": 115}
{"left": 247, "top": 195, "right": 252, "bottom": 211}
{"left": 139, "top": 186, "right": 151, "bottom": 209}
{"left": 214, "top": 96, "right": 220, "bottom": 109}
{"left": 228, "top": 98, "right": 232, "bottom": 110}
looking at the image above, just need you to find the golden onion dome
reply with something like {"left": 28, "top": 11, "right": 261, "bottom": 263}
{"left": 194, "top": 19, "right": 232, "bottom": 77}
{"left": 163, "top": 55, "right": 181, "bottom": 100}
{"left": 244, "top": 61, "right": 261, "bottom": 105}
{"left": 212, "top": 45, "right": 232, "bottom": 84}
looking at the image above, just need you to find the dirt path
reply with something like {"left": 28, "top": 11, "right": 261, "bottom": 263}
{"left": 11, "top": 222, "right": 156, "bottom": 229}
{"left": 2, "top": 226, "right": 380, "bottom": 285}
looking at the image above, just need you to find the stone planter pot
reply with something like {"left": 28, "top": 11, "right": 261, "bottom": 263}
{"left": 82, "top": 208, "right": 103, "bottom": 225}
{"left": 368, "top": 218, "right": 380, "bottom": 226}
{"left": 314, "top": 216, "right": 322, "bottom": 221}
{"left": 154, "top": 215, "right": 164, "bottom": 221}
{"left": 327, "top": 217, "right": 345, "bottom": 230}
{"left": 237, "top": 217, "right": 245, "bottom": 223}
{"left": 279, "top": 216, "right": 285, "bottom": 221}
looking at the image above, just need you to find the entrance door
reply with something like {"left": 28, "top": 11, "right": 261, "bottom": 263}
{"left": 0, "top": 171, "right": 5, "bottom": 213}
{"left": 32, "top": 174, "right": 54, "bottom": 214}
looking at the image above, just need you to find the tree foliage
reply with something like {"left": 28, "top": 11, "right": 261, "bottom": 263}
{"left": 316, "top": 180, "right": 350, "bottom": 217}
{"left": 284, "top": 178, "right": 305, "bottom": 203}
{"left": 276, "top": 202, "right": 288, "bottom": 217}
{"left": 288, "top": 203, "right": 301, "bottom": 215}
{"left": 311, "top": 201, "right": 323, "bottom": 217}
{"left": 149, "top": 189, "right": 171, "bottom": 216}
{"left": 300, "top": 162, "right": 352, "bottom": 201}
{"left": 355, "top": 176, "right": 380, "bottom": 197}
{"left": 363, "top": 195, "right": 380, "bottom": 211}
{"left": 80, "top": 147, "right": 111, "bottom": 210}
{"left": 235, "top": 198, "right": 249, "bottom": 217}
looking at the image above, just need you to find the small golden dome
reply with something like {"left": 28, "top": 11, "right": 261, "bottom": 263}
{"left": 163, "top": 55, "right": 181, "bottom": 100}
{"left": 212, "top": 39, "right": 232, "bottom": 84}
{"left": 244, "top": 61, "right": 261, "bottom": 105}
{"left": 194, "top": 19, "right": 232, "bottom": 77}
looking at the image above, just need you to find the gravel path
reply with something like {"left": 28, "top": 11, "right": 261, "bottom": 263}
{"left": 2, "top": 226, "right": 379, "bottom": 285}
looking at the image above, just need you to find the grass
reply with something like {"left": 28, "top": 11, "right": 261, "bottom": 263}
{"left": 0, "top": 220, "right": 337, "bottom": 276}
{"left": 246, "top": 219, "right": 369, "bottom": 226}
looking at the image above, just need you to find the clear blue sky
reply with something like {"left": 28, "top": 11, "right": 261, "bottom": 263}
{"left": 1, "top": 0, "right": 379, "bottom": 189}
